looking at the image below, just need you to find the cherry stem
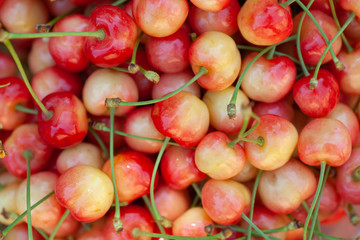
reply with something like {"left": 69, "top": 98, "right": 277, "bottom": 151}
{"left": 34, "top": 227, "right": 49, "bottom": 240}
{"left": 49, "top": 209, "right": 70, "bottom": 240}
{"left": 107, "top": 105, "right": 122, "bottom": 233}
{"left": 191, "top": 194, "right": 200, "bottom": 208}
{"left": 1, "top": 191, "right": 54, "bottom": 236}
{"left": 309, "top": 12, "right": 355, "bottom": 90}
{"left": 191, "top": 183, "right": 202, "bottom": 198}
{"left": 111, "top": 66, "right": 130, "bottom": 73}
{"left": 295, "top": 0, "right": 343, "bottom": 70}
{"left": 128, "top": 32, "right": 142, "bottom": 74}
{"left": 247, "top": 170, "right": 263, "bottom": 240}
{"left": 117, "top": 66, "right": 208, "bottom": 106}
{"left": 112, "top": 0, "right": 128, "bottom": 6}
{"left": 15, "top": 104, "right": 38, "bottom": 115}
{"left": 0, "top": 184, "right": 4, "bottom": 191}
{"left": 150, "top": 136, "right": 172, "bottom": 228}
{"left": 242, "top": 213, "right": 271, "bottom": 240}
{"left": 132, "top": 227, "right": 231, "bottom": 240}
{"left": 266, "top": 46, "right": 276, "bottom": 60}
{"left": 3, "top": 40, "right": 52, "bottom": 119}
{"left": 87, "top": 127, "right": 110, "bottom": 159}
{"left": 308, "top": 165, "right": 331, "bottom": 240}
{"left": 302, "top": 161, "right": 327, "bottom": 240}
{"left": 347, "top": 203, "right": 360, "bottom": 225}
{"left": 228, "top": 35, "right": 296, "bottom": 119}
{"left": 301, "top": 201, "right": 321, "bottom": 238}
{"left": 352, "top": 166, "right": 360, "bottom": 181}
{"left": 0, "top": 140, "right": 7, "bottom": 158}
{"left": 242, "top": 136, "right": 264, "bottom": 146}
{"left": 142, "top": 195, "right": 166, "bottom": 234}
{"left": 0, "top": 82, "right": 10, "bottom": 88}
{"left": 138, "top": 65, "right": 160, "bottom": 84}
{"left": 329, "top": 0, "right": 354, "bottom": 53}
{"left": 280, "top": 0, "right": 296, "bottom": 8}
{"left": 24, "top": 150, "right": 34, "bottom": 240}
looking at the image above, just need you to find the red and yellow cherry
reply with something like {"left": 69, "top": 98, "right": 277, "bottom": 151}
{"left": 82, "top": 69, "right": 138, "bottom": 117}
{"left": 0, "top": 77, "right": 31, "bottom": 130}
{"left": 42, "top": 214, "right": 80, "bottom": 238}
{"left": 298, "top": 118, "right": 352, "bottom": 167}
{"left": 237, "top": 0, "right": 293, "bottom": 46}
{"left": 151, "top": 91, "right": 209, "bottom": 148}
{"left": 84, "top": 5, "right": 138, "bottom": 67}
{"left": 172, "top": 207, "right": 214, "bottom": 237}
{"left": 258, "top": 159, "right": 317, "bottom": 214}
{"left": 102, "top": 151, "right": 158, "bottom": 203}
{"left": 28, "top": 38, "right": 56, "bottom": 74}
{"left": 231, "top": 159, "right": 259, "bottom": 183}
{"left": 0, "top": 181, "right": 20, "bottom": 225}
{"left": 195, "top": 131, "right": 246, "bottom": 180}
{"left": 0, "top": 52, "right": 17, "bottom": 78}
{"left": 56, "top": 165, "right": 114, "bottom": 222}
{"left": 201, "top": 179, "right": 251, "bottom": 225}
{"left": 132, "top": 0, "right": 188, "bottom": 37}
{"left": 190, "top": 0, "right": 231, "bottom": 12}
{"left": 5, "top": 222, "right": 43, "bottom": 240}
{"left": 37, "top": 92, "right": 88, "bottom": 149}
{"left": 293, "top": 69, "right": 339, "bottom": 118}
{"left": 188, "top": 0, "right": 240, "bottom": 36}
{"left": 245, "top": 114, "right": 298, "bottom": 170}
{"left": 189, "top": 31, "right": 241, "bottom": 91}
{"left": 252, "top": 99, "right": 295, "bottom": 122}
{"left": 77, "top": 226, "right": 105, "bottom": 240}
{"left": 339, "top": 0, "right": 360, "bottom": 19}
{"left": 160, "top": 146, "right": 207, "bottom": 190}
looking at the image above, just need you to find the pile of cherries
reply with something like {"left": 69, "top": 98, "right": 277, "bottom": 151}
{"left": 0, "top": 0, "right": 360, "bottom": 239}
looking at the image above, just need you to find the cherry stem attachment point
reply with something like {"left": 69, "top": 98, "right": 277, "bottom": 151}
{"left": 347, "top": 203, "right": 360, "bottom": 225}
{"left": 352, "top": 166, "right": 360, "bottom": 182}
{"left": 24, "top": 150, "right": 34, "bottom": 240}
{"left": 128, "top": 32, "right": 143, "bottom": 74}
{"left": 247, "top": 170, "right": 263, "bottom": 240}
{"left": 49, "top": 209, "right": 70, "bottom": 240}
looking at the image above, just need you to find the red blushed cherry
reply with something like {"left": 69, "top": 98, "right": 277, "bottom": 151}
{"left": 42, "top": 214, "right": 80, "bottom": 238}
{"left": 252, "top": 99, "right": 295, "bottom": 122}
{"left": 28, "top": 38, "right": 56, "bottom": 75}
{"left": 293, "top": 69, "right": 339, "bottom": 118}
{"left": 5, "top": 222, "right": 43, "bottom": 240}
{"left": 77, "top": 226, "right": 105, "bottom": 240}
{"left": 195, "top": 131, "right": 246, "bottom": 180}
{"left": 237, "top": 0, "right": 292, "bottom": 46}
{"left": 145, "top": 28, "right": 191, "bottom": 73}
{"left": 152, "top": 91, "right": 210, "bottom": 147}
{"left": 31, "top": 66, "right": 83, "bottom": 101}
{"left": 298, "top": 118, "right": 352, "bottom": 167}
{"left": 336, "top": 147, "right": 360, "bottom": 204}
{"left": 160, "top": 146, "right": 207, "bottom": 190}
{"left": 241, "top": 54, "right": 296, "bottom": 103}
{"left": 0, "top": 52, "right": 17, "bottom": 78}
{"left": 188, "top": 0, "right": 240, "bottom": 36}
{"left": 132, "top": 0, "right": 188, "bottom": 37}
{"left": 85, "top": 5, "right": 138, "bottom": 68}
{"left": 189, "top": 31, "right": 241, "bottom": 91}
{"left": 190, "top": 0, "right": 231, "bottom": 12}
{"left": 102, "top": 151, "right": 158, "bottom": 203}
{"left": 338, "top": 7, "right": 360, "bottom": 44}
{"left": 3, "top": 123, "right": 53, "bottom": 178}
{"left": 201, "top": 179, "right": 251, "bottom": 225}
{"left": 45, "top": 0, "right": 77, "bottom": 16}
{"left": 339, "top": 0, "right": 360, "bottom": 19}
{"left": 49, "top": 14, "right": 90, "bottom": 73}
{"left": 37, "top": 92, "right": 88, "bottom": 149}
{"left": 56, "top": 165, "right": 114, "bottom": 222}
{"left": 104, "top": 205, "right": 154, "bottom": 240}
{"left": 0, "top": 77, "right": 31, "bottom": 130}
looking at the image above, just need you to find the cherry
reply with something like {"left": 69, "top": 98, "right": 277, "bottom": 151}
{"left": 27, "top": 38, "right": 56, "bottom": 74}
{"left": 42, "top": 213, "right": 80, "bottom": 238}
{"left": 69, "top": 0, "right": 98, "bottom": 6}
{"left": 0, "top": 51, "right": 17, "bottom": 78}
{"left": 237, "top": 0, "right": 293, "bottom": 46}
{"left": 45, "top": 0, "right": 77, "bottom": 17}
{"left": 189, "top": 31, "right": 241, "bottom": 91}
{"left": 339, "top": 0, "right": 360, "bottom": 19}
{"left": 84, "top": 5, "right": 138, "bottom": 68}
{"left": 56, "top": 165, "right": 114, "bottom": 222}
{"left": 302, "top": 0, "right": 335, "bottom": 15}
{"left": 0, "top": 182, "right": 20, "bottom": 225}
{"left": 338, "top": 6, "right": 360, "bottom": 44}
{"left": 231, "top": 159, "right": 259, "bottom": 183}
{"left": 252, "top": 99, "right": 295, "bottom": 122}
{"left": 77, "top": 226, "right": 105, "bottom": 240}
{"left": 4, "top": 222, "right": 43, "bottom": 240}
{"left": 190, "top": 0, "right": 231, "bottom": 12}
{"left": 37, "top": 92, "right": 88, "bottom": 149}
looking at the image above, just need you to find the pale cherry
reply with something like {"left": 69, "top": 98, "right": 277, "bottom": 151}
{"left": 231, "top": 159, "right": 259, "bottom": 183}
{"left": 190, "top": 0, "right": 231, "bottom": 12}
{"left": 28, "top": 38, "right": 56, "bottom": 74}
{"left": 0, "top": 182, "right": 20, "bottom": 225}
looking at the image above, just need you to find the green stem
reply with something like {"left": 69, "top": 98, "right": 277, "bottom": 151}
{"left": 190, "top": 194, "right": 200, "bottom": 208}
{"left": 15, "top": 104, "right": 38, "bottom": 115}
{"left": 241, "top": 136, "right": 264, "bottom": 146}
{"left": 112, "top": 0, "right": 128, "bottom": 6}
{"left": 117, "top": 67, "right": 208, "bottom": 106}
{"left": 309, "top": 12, "right": 356, "bottom": 89}
{"left": 280, "top": 0, "right": 296, "bottom": 7}
{"left": 191, "top": 183, "right": 202, "bottom": 198}
{"left": 303, "top": 161, "right": 326, "bottom": 240}
{"left": 243, "top": 112, "right": 260, "bottom": 138}
{"left": 111, "top": 66, "right": 130, "bottom": 73}
{"left": 88, "top": 127, "right": 109, "bottom": 159}
{"left": 0, "top": 184, "right": 4, "bottom": 191}
{"left": 352, "top": 166, "right": 360, "bottom": 181}
{"left": 266, "top": 46, "right": 276, "bottom": 60}
{"left": 0, "top": 82, "right": 10, "bottom": 88}
{"left": 142, "top": 195, "right": 166, "bottom": 234}
{"left": 49, "top": 209, "right": 70, "bottom": 240}
{"left": 3, "top": 40, "right": 52, "bottom": 119}
{"left": 228, "top": 35, "right": 296, "bottom": 119}
{"left": 150, "top": 137, "right": 171, "bottom": 227}
{"left": 2, "top": 191, "right": 55, "bottom": 236}
{"left": 24, "top": 150, "right": 34, "bottom": 240}
{"left": 128, "top": 32, "right": 142, "bottom": 74}
{"left": 329, "top": 0, "right": 354, "bottom": 53}
{"left": 3, "top": 29, "right": 104, "bottom": 40}
{"left": 227, "top": 112, "right": 251, "bottom": 148}
{"left": 242, "top": 213, "right": 271, "bottom": 240}
{"left": 247, "top": 170, "right": 263, "bottom": 240}
{"left": 132, "top": 228, "right": 227, "bottom": 240}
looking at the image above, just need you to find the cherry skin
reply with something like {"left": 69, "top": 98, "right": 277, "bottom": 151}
{"left": 240, "top": 54, "right": 297, "bottom": 103}
{"left": 190, "top": 0, "right": 231, "bottom": 12}
{"left": 237, "top": 0, "right": 293, "bottom": 46}
{"left": 151, "top": 91, "right": 210, "bottom": 148}
{"left": 188, "top": 0, "right": 240, "bottom": 36}
{"left": 56, "top": 165, "right": 114, "bottom": 222}
{"left": 0, "top": 52, "right": 17, "bottom": 78}
{"left": 42, "top": 214, "right": 80, "bottom": 238}
{"left": 301, "top": 0, "right": 334, "bottom": 15}
{"left": 293, "top": 69, "right": 339, "bottom": 118}
{"left": 132, "top": 0, "right": 189, "bottom": 37}
{"left": 231, "top": 159, "right": 259, "bottom": 183}
{"left": 49, "top": 14, "right": 90, "bottom": 72}
{"left": 37, "top": 92, "right": 88, "bottom": 149}
{"left": 0, "top": 182, "right": 21, "bottom": 225}
{"left": 5, "top": 222, "right": 43, "bottom": 240}
{"left": 0, "top": 77, "right": 31, "bottom": 130}
{"left": 3, "top": 123, "right": 53, "bottom": 178}
{"left": 339, "top": 0, "right": 360, "bottom": 19}
{"left": 28, "top": 38, "right": 56, "bottom": 75}
{"left": 252, "top": 99, "right": 295, "bottom": 122}
{"left": 189, "top": 31, "right": 241, "bottom": 91}
{"left": 298, "top": 118, "right": 352, "bottom": 167}
{"left": 45, "top": 0, "right": 77, "bottom": 16}
{"left": 338, "top": 7, "right": 360, "bottom": 44}
{"left": 160, "top": 146, "right": 207, "bottom": 190}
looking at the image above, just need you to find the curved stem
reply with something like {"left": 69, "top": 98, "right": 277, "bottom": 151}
{"left": 247, "top": 170, "right": 263, "bottom": 240}
{"left": 4, "top": 29, "right": 104, "bottom": 40}
{"left": 191, "top": 183, "right": 202, "bottom": 198}
{"left": 49, "top": 209, "right": 70, "bottom": 240}
{"left": 112, "top": 0, "right": 128, "bottom": 6}
{"left": 280, "top": 0, "right": 296, "bottom": 7}
{"left": 24, "top": 150, "right": 34, "bottom": 240}
{"left": 150, "top": 137, "right": 170, "bottom": 227}
{"left": 266, "top": 46, "right": 276, "bottom": 60}
{"left": 242, "top": 213, "right": 271, "bottom": 240}
{"left": 241, "top": 136, "right": 264, "bottom": 146}
{"left": 3, "top": 40, "right": 52, "bottom": 119}
{"left": 128, "top": 32, "right": 142, "bottom": 74}
{"left": 87, "top": 127, "right": 109, "bottom": 159}
{"left": 243, "top": 112, "right": 260, "bottom": 138}
{"left": 142, "top": 195, "right": 166, "bottom": 234}
{"left": 303, "top": 161, "right": 327, "bottom": 240}
{"left": 352, "top": 166, "right": 360, "bottom": 181}
{"left": 117, "top": 67, "right": 208, "bottom": 106}
{"left": 0, "top": 82, "right": 10, "bottom": 88}
{"left": 15, "top": 104, "right": 38, "bottom": 115}
{"left": 227, "top": 113, "right": 250, "bottom": 148}
{"left": 329, "top": 0, "right": 354, "bottom": 53}
{"left": 34, "top": 228, "right": 49, "bottom": 240}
